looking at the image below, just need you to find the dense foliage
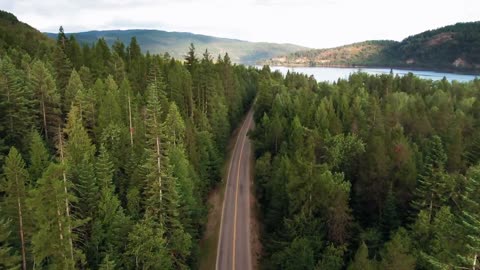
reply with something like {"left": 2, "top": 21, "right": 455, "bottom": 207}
{"left": 252, "top": 67, "right": 480, "bottom": 269}
{"left": 0, "top": 22, "right": 258, "bottom": 269}
{"left": 265, "top": 21, "right": 480, "bottom": 73}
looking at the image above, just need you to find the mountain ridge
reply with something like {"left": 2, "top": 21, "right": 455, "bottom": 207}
{"left": 263, "top": 21, "right": 480, "bottom": 73}
{"left": 45, "top": 29, "right": 309, "bottom": 64}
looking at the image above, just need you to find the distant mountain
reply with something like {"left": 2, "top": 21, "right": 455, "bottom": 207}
{"left": 46, "top": 29, "right": 308, "bottom": 64}
{"left": 264, "top": 22, "right": 480, "bottom": 73}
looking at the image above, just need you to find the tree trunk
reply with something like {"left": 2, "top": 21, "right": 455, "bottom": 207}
{"left": 154, "top": 113, "right": 162, "bottom": 203}
{"left": 58, "top": 128, "right": 74, "bottom": 262}
{"left": 41, "top": 97, "right": 48, "bottom": 140}
{"left": 473, "top": 253, "right": 477, "bottom": 270}
{"left": 128, "top": 94, "right": 134, "bottom": 147}
{"left": 15, "top": 173, "right": 27, "bottom": 270}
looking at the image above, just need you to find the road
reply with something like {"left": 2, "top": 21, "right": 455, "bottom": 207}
{"left": 216, "top": 110, "right": 254, "bottom": 270}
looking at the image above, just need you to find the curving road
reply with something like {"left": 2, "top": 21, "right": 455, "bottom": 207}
{"left": 216, "top": 110, "right": 254, "bottom": 270}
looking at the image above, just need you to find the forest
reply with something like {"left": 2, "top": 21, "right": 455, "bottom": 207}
{"left": 252, "top": 68, "right": 480, "bottom": 269}
{"left": 0, "top": 20, "right": 258, "bottom": 269}
{"left": 1, "top": 8, "right": 480, "bottom": 270}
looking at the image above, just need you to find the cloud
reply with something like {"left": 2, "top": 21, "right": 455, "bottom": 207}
{"left": 2, "top": 0, "right": 479, "bottom": 48}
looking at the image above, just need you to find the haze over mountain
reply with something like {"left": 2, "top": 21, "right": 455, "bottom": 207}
{"left": 46, "top": 30, "right": 308, "bottom": 64}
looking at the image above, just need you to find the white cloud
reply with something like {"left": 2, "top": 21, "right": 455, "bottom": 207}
{"left": 1, "top": 0, "right": 478, "bottom": 48}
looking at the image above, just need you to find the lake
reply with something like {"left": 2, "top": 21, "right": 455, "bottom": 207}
{"left": 267, "top": 66, "right": 479, "bottom": 83}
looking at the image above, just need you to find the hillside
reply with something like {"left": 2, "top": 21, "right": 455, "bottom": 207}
{"left": 0, "top": 10, "right": 54, "bottom": 56}
{"left": 265, "top": 21, "right": 480, "bottom": 72}
{"left": 266, "top": 40, "right": 398, "bottom": 67}
{"left": 46, "top": 29, "right": 308, "bottom": 64}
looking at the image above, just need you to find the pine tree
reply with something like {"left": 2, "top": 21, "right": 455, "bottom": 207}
{"left": 1, "top": 147, "right": 30, "bottom": 270}
{"left": 143, "top": 83, "right": 192, "bottom": 268}
{"left": 143, "top": 82, "right": 167, "bottom": 221}
{"left": 380, "top": 186, "right": 400, "bottom": 239}
{"left": 347, "top": 242, "right": 377, "bottom": 270}
{"left": 412, "top": 135, "right": 449, "bottom": 219}
{"left": 0, "top": 56, "right": 33, "bottom": 148}
{"left": 89, "top": 145, "right": 131, "bottom": 267}
{"left": 28, "top": 130, "right": 50, "bottom": 182}
{"left": 97, "top": 76, "right": 123, "bottom": 136}
{"left": 53, "top": 45, "right": 73, "bottom": 99}
{"left": 73, "top": 80, "right": 96, "bottom": 136}
{"left": 64, "top": 106, "right": 97, "bottom": 212}
{"left": 63, "top": 69, "right": 84, "bottom": 115}
{"left": 380, "top": 228, "right": 416, "bottom": 270}
{"left": 98, "top": 254, "right": 116, "bottom": 270}
{"left": 127, "top": 218, "right": 171, "bottom": 269}
{"left": 64, "top": 105, "right": 98, "bottom": 259}
{"left": 184, "top": 43, "right": 198, "bottom": 73}
{"left": 165, "top": 102, "right": 186, "bottom": 147}
{"left": 465, "top": 131, "right": 480, "bottom": 166}
{"left": 31, "top": 60, "right": 61, "bottom": 141}
{"left": 316, "top": 244, "right": 345, "bottom": 270}
{"left": 66, "top": 35, "right": 83, "bottom": 70}
{"left": 458, "top": 165, "right": 480, "bottom": 269}
{"left": 28, "top": 162, "right": 83, "bottom": 269}
{"left": 0, "top": 218, "right": 20, "bottom": 269}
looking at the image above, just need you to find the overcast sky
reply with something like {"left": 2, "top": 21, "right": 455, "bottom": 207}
{"left": 1, "top": 0, "right": 478, "bottom": 48}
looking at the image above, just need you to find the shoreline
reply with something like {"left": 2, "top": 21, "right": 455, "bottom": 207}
{"left": 255, "top": 64, "right": 480, "bottom": 77}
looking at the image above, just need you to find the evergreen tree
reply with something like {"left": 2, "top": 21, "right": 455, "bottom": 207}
{"left": 412, "top": 135, "right": 449, "bottom": 219}
{"left": 316, "top": 244, "right": 345, "bottom": 270}
{"left": 127, "top": 218, "right": 171, "bottom": 269}
{"left": 347, "top": 242, "right": 376, "bottom": 270}
{"left": 0, "top": 147, "right": 30, "bottom": 270}
{"left": 0, "top": 56, "right": 33, "bottom": 148}
{"left": 65, "top": 105, "right": 97, "bottom": 219}
{"left": 458, "top": 165, "right": 480, "bottom": 269}
{"left": 380, "top": 186, "right": 400, "bottom": 239}
{"left": 165, "top": 102, "right": 186, "bottom": 146}
{"left": 31, "top": 60, "right": 61, "bottom": 141}
{"left": 63, "top": 69, "right": 84, "bottom": 115}
{"left": 27, "top": 130, "right": 50, "bottom": 183}
{"left": 28, "top": 162, "right": 83, "bottom": 269}
{"left": 380, "top": 228, "right": 416, "bottom": 270}
{"left": 184, "top": 43, "right": 198, "bottom": 73}
{"left": 52, "top": 45, "right": 73, "bottom": 98}
{"left": 0, "top": 218, "right": 20, "bottom": 269}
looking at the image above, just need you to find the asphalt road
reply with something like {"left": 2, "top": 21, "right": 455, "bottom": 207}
{"left": 216, "top": 110, "right": 254, "bottom": 270}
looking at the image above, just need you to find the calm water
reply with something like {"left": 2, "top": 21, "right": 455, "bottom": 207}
{"left": 268, "top": 66, "right": 479, "bottom": 83}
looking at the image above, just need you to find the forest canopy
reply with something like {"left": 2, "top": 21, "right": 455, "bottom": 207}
{"left": 0, "top": 21, "right": 258, "bottom": 269}
{"left": 252, "top": 67, "right": 480, "bottom": 269}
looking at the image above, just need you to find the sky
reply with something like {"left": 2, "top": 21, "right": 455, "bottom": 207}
{"left": 1, "top": 0, "right": 479, "bottom": 48}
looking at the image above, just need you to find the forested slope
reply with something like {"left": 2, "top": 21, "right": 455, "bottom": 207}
{"left": 0, "top": 14, "right": 259, "bottom": 269}
{"left": 265, "top": 21, "right": 480, "bottom": 73}
{"left": 252, "top": 67, "right": 480, "bottom": 269}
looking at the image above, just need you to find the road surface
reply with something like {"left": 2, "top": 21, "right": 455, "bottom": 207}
{"left": 216, "top": 110, "right": 254, "bottom": 270}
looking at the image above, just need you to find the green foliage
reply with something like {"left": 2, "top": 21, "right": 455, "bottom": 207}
{"left": 0, "top": 56, "right": 34, "bottom": 148}
{"left": 0, "top": 13, "right": 259, "bottom": 269}
{"left": 126, "top": 218, "right": 172, "bottom": 269}
{"left": 252, "top": 68, "right": 480, "bottom": 268}
{"left": 0, "top": 218, "right": 20, "bottom": 269}
{"left": 347, "top": 242, "right": 377, "bottom": 270}
{"left": 31, "top": 60, "right": 61, "bottom": 141}
{"left": 315, "top": 244, "right": 345, "bottom": 270}
{"left": 0, "top": 147, "right": 30, "bottom": 269}
{"left": 27, "top": 130, "right": 50, "bottom": 182}
{"left": 380, "top": 228, "right": 416, "bottom": 270}
{"left": 28, "top": 162, "right": 84, "bottom": 269}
